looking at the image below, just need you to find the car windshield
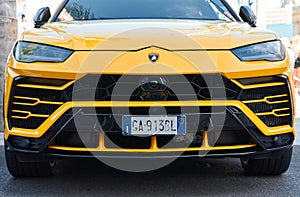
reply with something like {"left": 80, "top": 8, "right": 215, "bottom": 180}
{"left": 56, "top": 0, "right": 236, "bottom": 22}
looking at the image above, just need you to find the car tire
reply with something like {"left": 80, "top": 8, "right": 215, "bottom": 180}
{"left": 241, "top": 147, "right": 292, "bottom": 176}
{"left": 5, "top": 147, "right": 55, "bottom": 177}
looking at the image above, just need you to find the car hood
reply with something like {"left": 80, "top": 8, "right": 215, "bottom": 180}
{"left": 21, "top": 19, "right": 277, "bottom": 50}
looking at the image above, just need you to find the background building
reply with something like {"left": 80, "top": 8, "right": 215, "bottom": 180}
{"left": 0, "top": 0, "right": 17, "bottom": 130}
{"left": 16, "top": 0, "right": 62, "bottom": 35}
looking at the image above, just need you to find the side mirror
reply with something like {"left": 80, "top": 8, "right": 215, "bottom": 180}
{"left": 33, "top": 7, "right": 51, "bottom": 28}
{"left": 239, "top": 6, "right": 257, "bottom": 27}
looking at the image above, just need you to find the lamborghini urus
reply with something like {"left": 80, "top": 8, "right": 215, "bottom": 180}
{"left": 4, "top": 0, "right": 295, "bottom": 177}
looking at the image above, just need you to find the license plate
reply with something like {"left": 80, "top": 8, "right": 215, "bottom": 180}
{"left": 122, "top": 116, "right": 186, "bottom": 136}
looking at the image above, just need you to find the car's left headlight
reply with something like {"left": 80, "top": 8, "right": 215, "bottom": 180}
{"left": 13, "top": 41, "right": 73, "bottom": 63}
{"left": 231, "top": 40, "right": 285, "bottom": 62}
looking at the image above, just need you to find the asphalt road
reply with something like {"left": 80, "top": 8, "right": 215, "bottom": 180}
{"left": 0, "top": 146, "right": 299, "bottom": 197}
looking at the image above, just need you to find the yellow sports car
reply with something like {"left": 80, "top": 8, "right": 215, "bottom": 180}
{"left": 4, "top": 0, "right": 295, "bottom": 177}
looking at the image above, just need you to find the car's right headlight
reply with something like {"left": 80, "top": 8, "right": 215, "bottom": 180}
{"left": 231, "top": 40, "right": 285, "bottom": 62}
{"left": 13, "top": 41, "right": 73, "bottom": 63}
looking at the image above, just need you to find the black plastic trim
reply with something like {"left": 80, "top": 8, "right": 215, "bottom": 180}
{"left": 220, "top": 0, "right": 242, "bottom": 22}
{"left": 5, "top": 107, "right": 294, "bottom": 154}
{"left": 50, "top": 0, "right": 69, "bottom": 22}
{"left": 5, "top": 143, "right": 292, "bottom": 162}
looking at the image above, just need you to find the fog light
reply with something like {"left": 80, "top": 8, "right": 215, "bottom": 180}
{"left": 9, "top": 136, "right": 31, "bottom": 149}
{"left": 273, "top": 135, "right": 291, "bottom": 146}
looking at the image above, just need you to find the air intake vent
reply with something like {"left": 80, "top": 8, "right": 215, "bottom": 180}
{"left": 239, "top": 76, "right": 292, "bottom": 127}
{"left": 68, "top": 74, "right": 240, "bottom": 101}
{"left": 8, "top": 77, "right": 70, "bottom": 129}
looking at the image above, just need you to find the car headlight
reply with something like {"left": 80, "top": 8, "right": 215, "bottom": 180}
{"left": 13, "top": 41, "right": 73, "bottom": 63}
{"left": 231, "top": 40, "right": 285, "bottom": 62}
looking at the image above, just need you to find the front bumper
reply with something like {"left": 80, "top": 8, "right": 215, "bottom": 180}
{"left": 5, "top": 141, "right": 293, "bottom": 162}
{"left": 4, "top": 74, "right": 295, "bottom": 159}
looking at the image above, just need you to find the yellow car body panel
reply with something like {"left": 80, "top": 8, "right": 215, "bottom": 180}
{"left": 21, "top": 21, "right": 278, "bottom": 50}
{"left": 6, "top": 50, "right": 290, "bottom": 77}
{"left": 4, "top": 99, "right": 295, "bottom": 139}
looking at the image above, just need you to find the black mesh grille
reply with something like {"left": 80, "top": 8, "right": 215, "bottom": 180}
{"left": 54, "top": 131, "right": 100, "bottom": 148}
{"left": 8, "top": 75, "right": 292, "bottom": 131}
{"left": 11, "top": 104, "right": 60, "bottom": 115}
{"left": 50, "top": 108, "right": 253, "bottom": 150}
{"left": 95, "top": 107, "right": 224, "bottom": 134}
{"left": 238, "top": 75, "right": 287, "bottom": 86}
{"left": 10, "top": 117, "right": 47, "bottom": 130}
{"left": 208, "top": 130, "right": 252, "bottom": 146}
{"left": 15, "top": 77, "right": 68, "bottom": 87}
{"left": 239, "top": 86, "right": 290, "bottom": 101}
{"left": 239, "top": 77, "right": 292, "bottom": 127}
{"left": 68, "top": 74, "right": 240, "bottom": 101}
{"left": 245, "top": 102, "right": 289, "bottom": 114}
{"left": 13, "top": 87, "right": 67, "bottom": 102}
{"left": 258, "top": 116, "right": 291, "bottom": 127}
{"left": 8, "top": 77, "right": 69, "bottom": 130}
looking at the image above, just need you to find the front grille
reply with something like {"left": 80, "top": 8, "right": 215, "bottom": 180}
{"left": 10, "top": 117, "right": 47, "bottom": 130}
{"left": 49, "top": 107, "right": 253, "bottom": 149}
{"left": 54, "top": 131, "right": 100, "bottom": 148}
{"left": 8, "top": 75, "right": 292, "bottom": 132}
{"left": 67, "top": 74, "right": 240, "bottom": 101}
{"left": 8, "top": 77, "right": 70, "bottom": 129}
{"left": 208, "top": 130, "right": 252, "bottom": 146}
{"left": 51, "top": 107, "right": 218, "bottom": 134}
{"left": 239, "top": 76, "right": 292, "bottom": 127}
